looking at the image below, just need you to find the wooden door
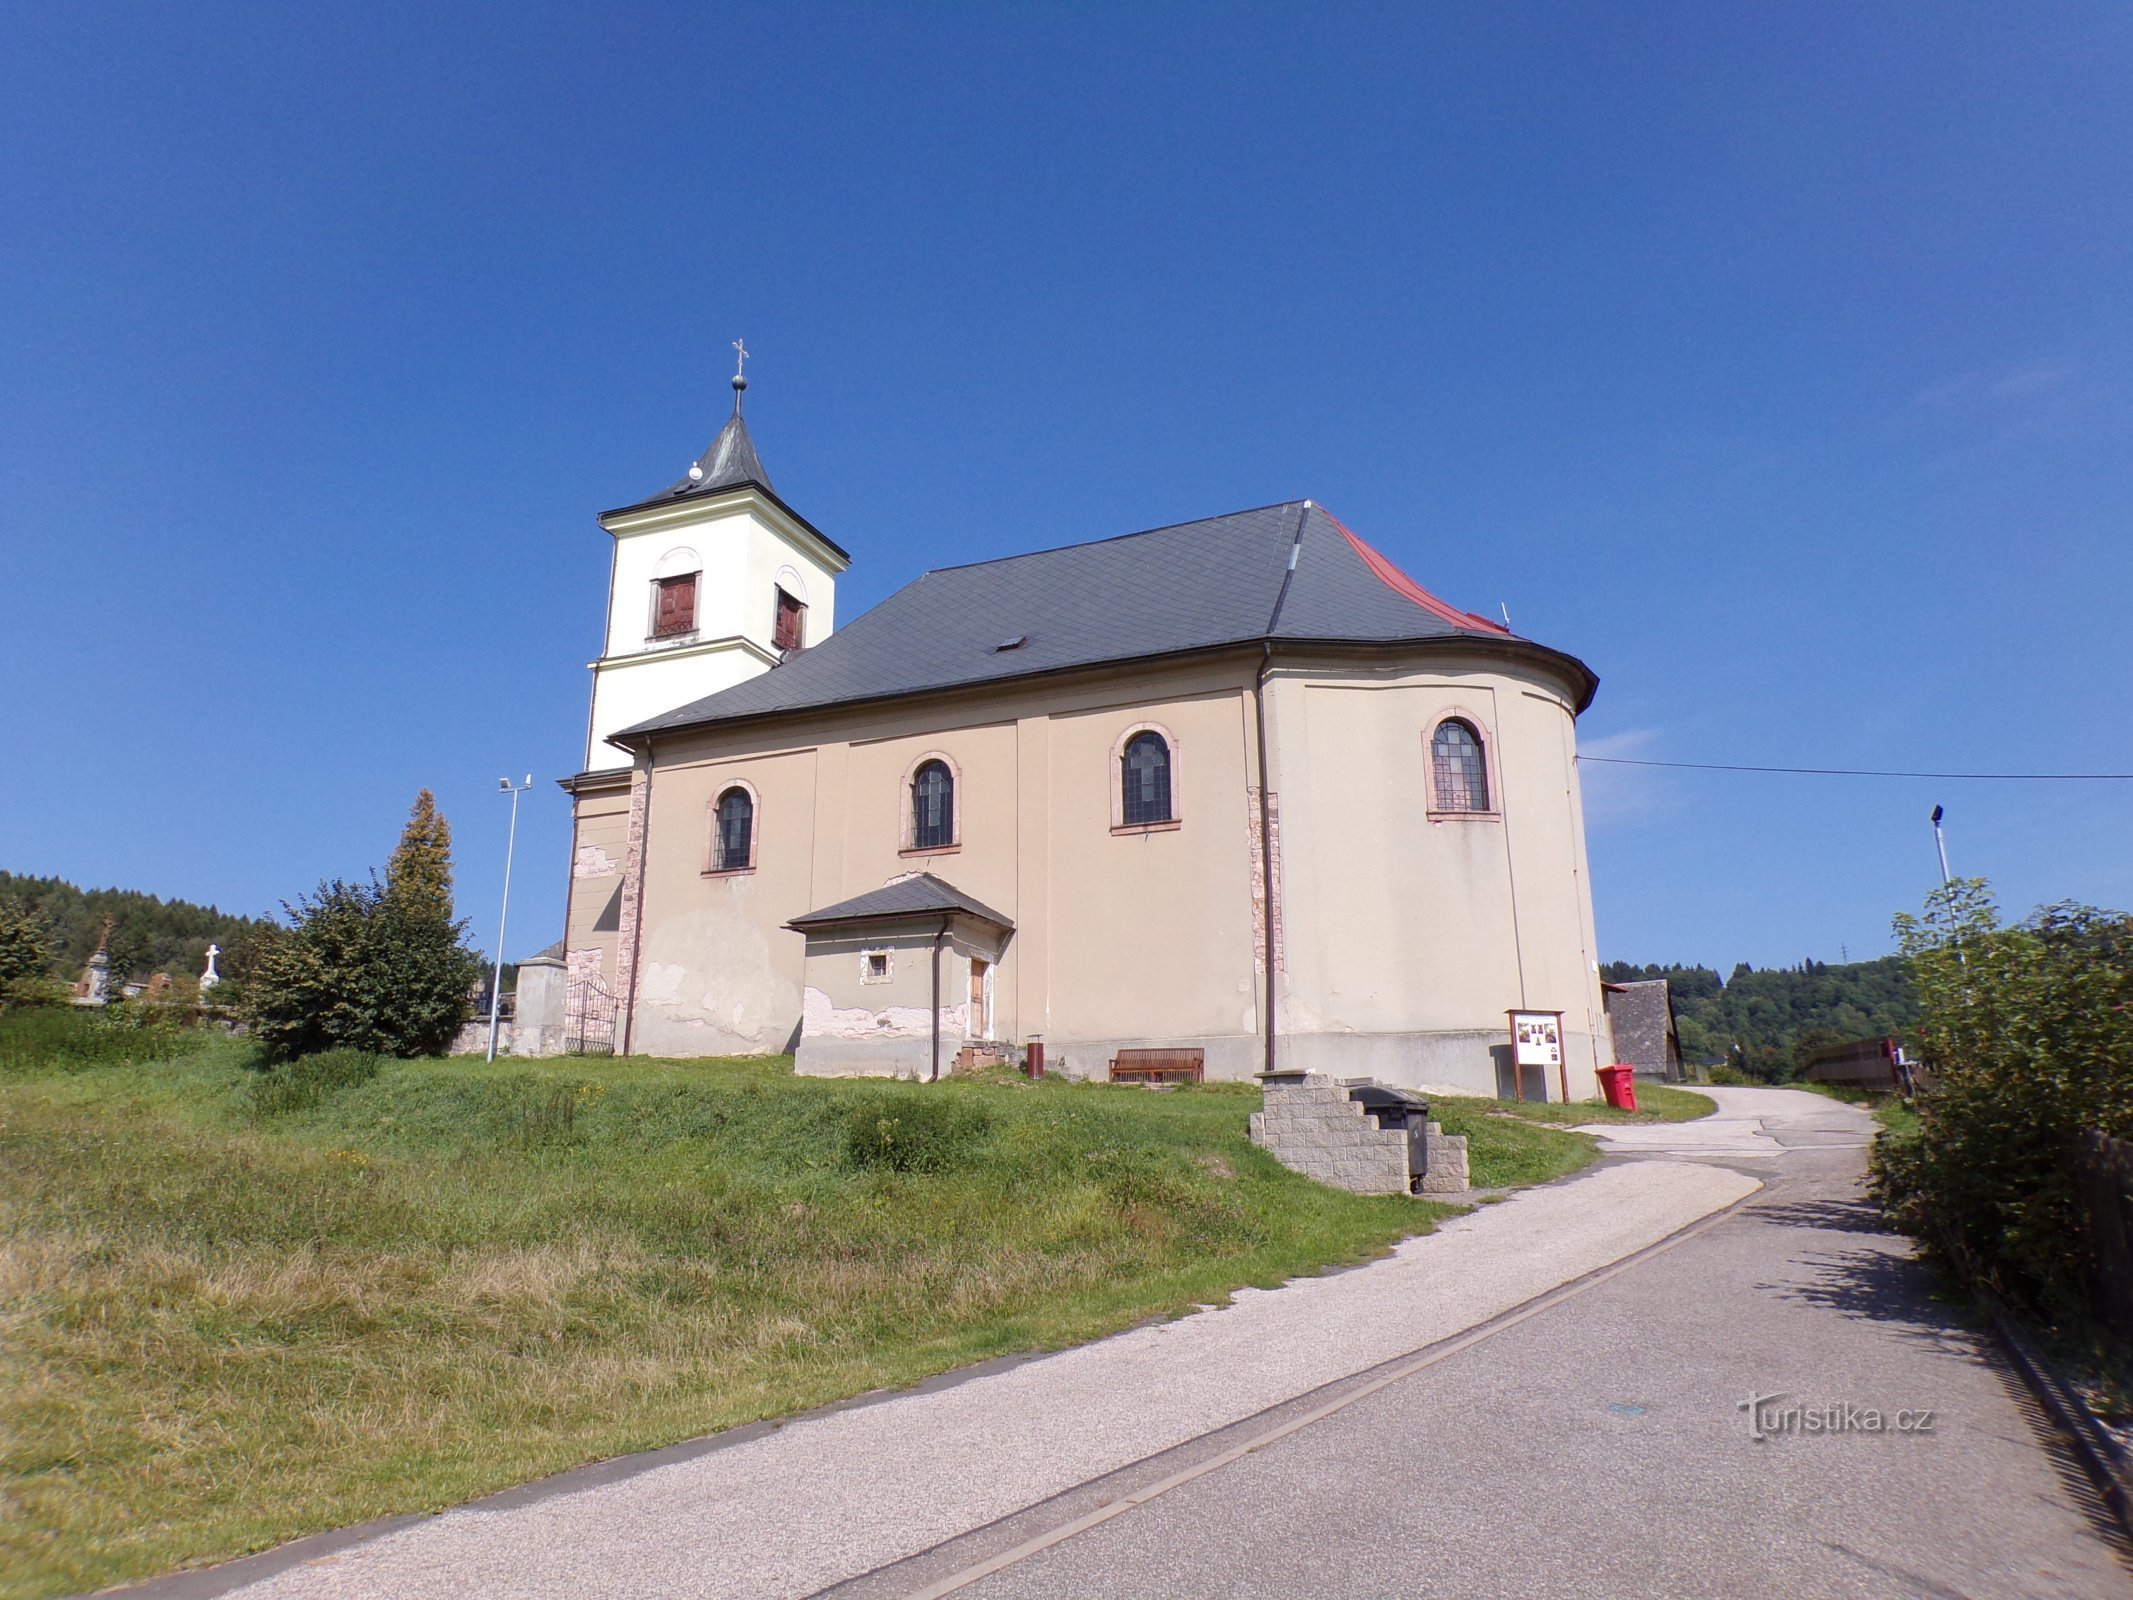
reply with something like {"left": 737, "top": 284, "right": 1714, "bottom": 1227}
{"left": 968, "top": 959, "right": 989, "bottom": 1038}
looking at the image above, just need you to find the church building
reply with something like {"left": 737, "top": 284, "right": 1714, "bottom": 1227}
{"left": 559, "top": 370, "right": 1613, "bottom": 1099}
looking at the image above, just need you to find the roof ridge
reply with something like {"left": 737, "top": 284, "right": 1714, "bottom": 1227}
{"left": 919, "top": 499, "right": 1308, "bottom": 578}
{"left": 1313, "top": 508, "right": 1513, "bottom": 637}
{"left": 1262, "top": 502, "right": 1311, "bottom": 633}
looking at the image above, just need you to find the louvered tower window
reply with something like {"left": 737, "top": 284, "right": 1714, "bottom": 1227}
{"left": 1121, "top": 732, "right": 1173, "bottom": 825}
{"left": 654, "top": 572, "right": 698, "bottom": 637}
{"left": 773, "top": 588, "right": 806, "bottom": 651}
{"left": 912, "top": 761, "right": 954, "bottom": 850}
{"left": 1430, "top": 720, "right": 1490, "bottom": 812}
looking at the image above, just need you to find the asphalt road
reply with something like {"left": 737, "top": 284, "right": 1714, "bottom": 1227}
{"left": 900, "top": 1089, "right": 2129, "bottom": 1600}
{"left": 134, "top": 1090, "right": 2125, "bottom": 1600}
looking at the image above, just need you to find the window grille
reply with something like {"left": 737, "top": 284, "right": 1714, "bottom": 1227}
{"left": 912, "top": 761, "right": 954, "bottom": 849}
{"left": 1430, "top": 720, "right": 1490, "bottom": 812}
{"left": 714, "top": 788, "right": 753, "bottom": 869}
{"left": 1122, "top": 731, "right": 1173, "bottom": 825}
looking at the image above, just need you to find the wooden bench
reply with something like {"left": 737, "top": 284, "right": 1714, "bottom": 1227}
{"left": 1108, "top": 1047, "right": 1205, "bottom": 1086}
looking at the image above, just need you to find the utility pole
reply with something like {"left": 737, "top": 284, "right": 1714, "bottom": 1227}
{"left": 488, "top": 775, "right": 534, "bottom": 1063}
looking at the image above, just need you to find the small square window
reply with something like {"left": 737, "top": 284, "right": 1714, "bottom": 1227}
{"left": 861, "top": 950, "right": 892, "bottom": 984}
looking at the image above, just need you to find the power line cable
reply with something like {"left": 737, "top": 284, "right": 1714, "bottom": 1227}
{"left": 1577, "top": 756, "right": 2133, "bottom": 781}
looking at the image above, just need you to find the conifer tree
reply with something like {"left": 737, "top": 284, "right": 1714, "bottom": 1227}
{"left": 385, "top": 789, "right": 456, "bottom": 924}
{"left": 0, "top": 896, "right": 55, "bottom": 986}
{"left": 243, "top": 790, "right": 483, "bottom": 1060}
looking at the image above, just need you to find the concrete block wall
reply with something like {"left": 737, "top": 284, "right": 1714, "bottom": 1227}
{"left": 1248, "top": 1071, "right": 1470, "bottom": 1196}
{"left": 1249, "top": 1072, "right": 1414, "bottom": 1196}
{"left": 1417, "top": 1123, "right": 1470, "bottom": 1194}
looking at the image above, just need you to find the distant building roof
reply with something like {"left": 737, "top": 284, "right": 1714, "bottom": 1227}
{"left": 787, "top": 873, "right": 1015, "bottom": 934}
{"left": 616, "top": 500, "right": 1596, "bottom": 742}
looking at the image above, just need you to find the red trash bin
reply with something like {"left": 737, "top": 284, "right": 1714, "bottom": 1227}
{"left": 1596, "top": 1064, "right": 1638, "bottom": 1112}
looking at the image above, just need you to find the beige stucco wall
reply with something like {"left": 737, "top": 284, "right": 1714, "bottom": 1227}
{"left": 1266, "top": 657, "right": 1609, "bottom": 1098}
{"left": 564, "top": 780, "right": 632, "bottom": 988}
{"left": 792, "top": 921, "right": 1004, "bottom": 1077}
{"left": 620, "top": 645, "right": 1610, "bottom": 1101}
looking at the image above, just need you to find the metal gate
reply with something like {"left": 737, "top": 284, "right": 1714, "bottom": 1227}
{"left": 564, "top": 976, "right": 617, "bottom": 1056}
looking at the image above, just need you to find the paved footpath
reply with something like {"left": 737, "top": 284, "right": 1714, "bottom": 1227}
{"left": 135, "top": 1089, "right": 2128, "bottom": 1599}
{"left": 143, "top": 1149, "right": 1753, "bottom": 1599}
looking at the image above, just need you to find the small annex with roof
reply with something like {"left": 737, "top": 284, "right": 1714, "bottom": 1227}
{"left": 558, "top": 376, "right": 1615, "bottom": 1097}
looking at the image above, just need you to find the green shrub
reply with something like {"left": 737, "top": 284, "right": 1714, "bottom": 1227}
{"left": 0, "top": 1005, "right": 199, "bottom": 1075}
{"left": 842, "top": 1093, "right": 993, "bottom": 1173}
{"left": 1707, "top": 1062, "right": 1753, "bottom": 1086}
{"left": 241, "top": 877, "right": 481, "bottom": 1062}
{"left": 3, "top": 975, "right": 78, "bottom": 1009}
{"left": 247, "top": 1048, "right": 386, "bottom": 1117}
{"left": 1872, "top": 881, "right": 2133, "bottom": 1322}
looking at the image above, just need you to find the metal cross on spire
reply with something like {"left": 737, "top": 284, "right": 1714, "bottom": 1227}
{"left": 731, "top": 338, "right": 750, "bottom": 410}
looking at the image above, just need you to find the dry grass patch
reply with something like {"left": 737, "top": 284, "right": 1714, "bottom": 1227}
{"left": 0, "top": 1030, "right": 1457, "bottom": 1598}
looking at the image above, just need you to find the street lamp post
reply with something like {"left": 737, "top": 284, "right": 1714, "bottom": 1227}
{"left": 1930, "top": 804, "right": 1952, "bottom": 888}
{"left": 488, "top": 775, "right": 534, "bottom": 1063}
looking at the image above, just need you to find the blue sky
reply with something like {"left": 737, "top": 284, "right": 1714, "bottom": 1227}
{"left": 3, "top": 3, "right": 2128, "bottom": 972}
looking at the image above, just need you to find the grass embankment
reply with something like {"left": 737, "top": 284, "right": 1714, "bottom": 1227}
{"left": 0, "top": 1021, "right": 1643, "bottom": 1599}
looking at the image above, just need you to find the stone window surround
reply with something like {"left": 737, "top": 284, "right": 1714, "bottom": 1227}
{"left": 859, "top": 948, "right": 893, "bottom": 985}
{"left": 1424, "top": 708, "right": 1503, "bottom": 822}
{"left": 899, "top": 749, "right": 963, "bottom": 857}
{"left": 702, "top": 777, "right": 761, "bottom": 876}
{"left": 1110, "top": 720, "right": 1184, "bottom": 835}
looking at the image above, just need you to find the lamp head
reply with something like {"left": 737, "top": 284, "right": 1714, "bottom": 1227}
{"left": 1931, "top": 805, "right": 1944, "bottom": 825}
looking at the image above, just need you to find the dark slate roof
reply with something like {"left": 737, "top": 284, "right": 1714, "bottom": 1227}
{"left": 604, "top": 405, "right": 774, "bottom": 520}
{"left": 672, "top": 408, "right": 772, "bottom": 497}
{"left": 787, "top": 873, "right": 1015, "bottom": 932}
{"left": 617, "top": 500, "right": 1595, "bottom": 741}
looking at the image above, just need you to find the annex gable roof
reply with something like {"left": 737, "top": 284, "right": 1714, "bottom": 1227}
{"left": 786, "top": 873, "right": 1015, "bottom": 934}
{"left": 615, "top": 500, "right": 1594, "bottom": 743}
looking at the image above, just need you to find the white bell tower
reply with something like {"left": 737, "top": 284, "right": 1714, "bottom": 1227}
{"left": 561, "top": 353, "right": 850, "bottom": 996}
{"left": 580, "top": 350, "right": 849, "bottom": 773}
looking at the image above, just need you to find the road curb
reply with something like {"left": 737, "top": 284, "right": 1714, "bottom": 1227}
{"left": 1992, "top": 1312, "right": 2133, "bottom": 1543}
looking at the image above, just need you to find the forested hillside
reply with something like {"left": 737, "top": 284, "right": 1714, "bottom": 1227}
{"left": 0, "top": 871, "right": 269, "bottom": 989}
{"left": 1602, "top": 955, "right": 1917, "bottom": 1081}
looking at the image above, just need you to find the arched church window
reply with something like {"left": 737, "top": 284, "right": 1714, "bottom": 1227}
{"left": 712, "top": 787, "right": 754, "bottom": 871}
{"left": 912, "top": 760, "right": 955, "bottom": 850}
{"left": 1121, "top": 731, "right": 1173, "bottom": 825}
{"left": 1430, "top": 720, "right": 1491, "bottom": 812}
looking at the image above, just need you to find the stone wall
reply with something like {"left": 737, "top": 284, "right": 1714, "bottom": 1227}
{"left": 1248, "top": 1070, "right": 1468, "bottom": 1195}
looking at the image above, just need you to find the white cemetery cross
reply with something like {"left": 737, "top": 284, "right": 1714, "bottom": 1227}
{"left": 200, "top": 944, "right": 222, "bottom": 991}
